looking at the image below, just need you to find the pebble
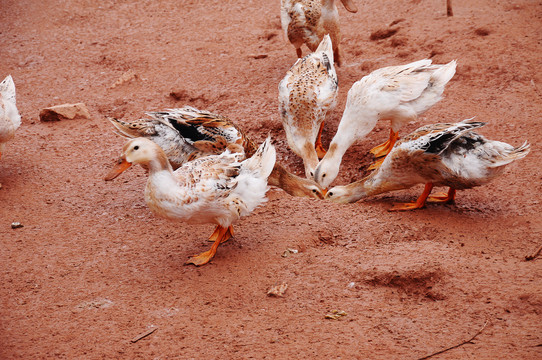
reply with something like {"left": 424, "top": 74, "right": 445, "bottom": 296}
{"left": 11, "top": 222, "right": 23, "bottom": 229}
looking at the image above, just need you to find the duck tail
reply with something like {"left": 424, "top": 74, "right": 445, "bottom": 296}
{"left": 0, "top": 75, "right": 16, "bottom": 103}
{"left": 430, "top": 59, "right": 457, "bottom": 89}
{"left": 107, "top": 117, "right": 146, "bottom": 138}
{"left": 316, "top": 34, "right": 334, "bottom": 65}
{"left": 241, "top": 136, "right": 276, "bottom": 179}
{"left": 490, "top": 141, "right": 530, "bottom": 167}
{"left": 316, "top": 34, "right": 333, "bottom": 55}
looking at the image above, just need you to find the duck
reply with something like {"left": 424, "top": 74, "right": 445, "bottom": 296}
{"left": 314, "top": 59, "right": 457, "bottom": 188}
{"left": 108, "top": 106, "right": 325, "bottom": 199}
{"left": 278, "top": 34, "right": 338, "bottom": 179}
{"left": 280, "top": 0, "right": 358, "bottom": 67}
{"left": 324, "top": 119, "right": 530, "bottom": 210}
{"left": 105, "top": 136, "right": 276, "bottom": 266}
{"left": 0, "top": 75, "right": 21, "bottom": 160}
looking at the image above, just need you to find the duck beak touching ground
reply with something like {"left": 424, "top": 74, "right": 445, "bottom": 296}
{"left": 104, "top": 157, "right": 132, "bottom": 181}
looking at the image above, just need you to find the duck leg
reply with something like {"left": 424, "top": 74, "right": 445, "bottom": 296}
{"left": 389, "top": 183, "right": 433, "bottom": 211}
{"left": 186, "top": 225, "right": 231, "bottom": 266}
{"left": 367, "top": 157, "right": 385, "bottom": 171}
{"left": 428, "top": 187, "right": 456, "bottom": 203}
{"left": 315, "top": 121, "right": 327, "bottom": 159}
{"left": 208, "top": 225, "right": 234, "bottom": 243}
{"left": 369, "top": 129, "right": 399, "bottom": 158}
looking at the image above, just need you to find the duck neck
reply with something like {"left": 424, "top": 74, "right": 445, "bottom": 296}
{"left": 327, "top": 108, "right": 378, "bottom": 164}
{"left": 268, "top": 163, "right": 305, "bottom": 197}
{"left": 342, "top": 171, "right": 395, "bottom": 202}
{"left": 321, "top": 0, "right": 336, "bottom": 9}
{"left": 147, "top": 150, "right": 174, "bottom": 174}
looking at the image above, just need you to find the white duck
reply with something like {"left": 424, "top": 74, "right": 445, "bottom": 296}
{"left": 105, "top": 137, "right": 276, "bottom": 266}
{"left": 279, "top": 34, "right": 338, "bottom": 179}
{"left": 325, "top": 119, "right": 530, "bottom": 210}
{"left": 314, "top": 59, "right": 457, "bottom": 188}
{"left": 0, "top": 75, "right": 21, "bottom": 159}
{"left": 280, "top": 0, "right": 358, "bottom": 66}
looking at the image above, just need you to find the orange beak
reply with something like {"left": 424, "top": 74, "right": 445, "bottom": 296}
{"left": 104, "top": 158, "right": 132, "bottom": 181}
{"left": 322, "top": 188, "right": 329, "bottom": 197}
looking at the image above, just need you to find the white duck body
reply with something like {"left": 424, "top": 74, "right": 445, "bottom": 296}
{"left": 0, "top": 75, "right": 21, "bottom": 157}
{"left": 280, "top": 0, "right": 358, "bottom": 66}
{"left": 145, "top": 148, "right": 272, "bottom": 228}
{"left": 279, "top": 34, "right": 338, "bottom": 178}
{"left": 138, "top": 138, "right": 275, "bottom": 227}
{"left": 106, "top": 137, "right": 276, "bottom": 265}
{"left": 325, "top": 120, "right": 530, "bottom": 207}
{"left": 314, "top": 59, "right": 457, "bottom": 187}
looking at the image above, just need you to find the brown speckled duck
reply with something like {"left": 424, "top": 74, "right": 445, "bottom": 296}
{"left": 280, "top": 0, "right": 358, "bottom": 66}
{"left": 278, "top": 35, "right": 338, "bottom": 179}
{"left": 324, "top": 119, "right": 530, "bottom": 210}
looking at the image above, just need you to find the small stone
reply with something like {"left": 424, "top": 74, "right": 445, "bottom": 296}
{"left": 249, "top": 54, "right": 268, "bottom": 59}
{"left": 11, "top": 222, "right": 23, "bottom": 229}
{"left": 281, "top": 248, "right": 298, "bottom": 257}
{"left": 39, "top": 103, "right": 91, "bottom": 122}
{"left": 267, "top": 283, "right": 288, "bottom": 297}
{"left": 110, "top": 69, "right": 138, "bottom": 88}
{"left": 325, "top": 309, "right": 348, "bottom": 320}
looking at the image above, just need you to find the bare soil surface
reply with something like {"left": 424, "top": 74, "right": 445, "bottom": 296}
{"left": 1, "top": 0, "right": 541, "bottom": 358}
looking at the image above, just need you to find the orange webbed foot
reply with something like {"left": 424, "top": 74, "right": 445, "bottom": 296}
{"left": 369, "top": 129, "right": 399, "bottom": 158}
{"left": 185, "top": 248, "right": 217, "bottom": 266}
{"left": 389, "top": 201, "right": 426, "bottom": 211}
{"left": 428, "top": 188, "right": 456, "bottom": 204}
{"left": 368, "top": 157, "right": 385, "bottom": 171}
{"left": 187, "top": 226, "right": 231, "bottom": 266}
{"left": 388, "top": 183, "right": 433, "bottom": 212}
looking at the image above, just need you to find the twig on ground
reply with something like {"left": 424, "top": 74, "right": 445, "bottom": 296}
{"left": 131, "top": 327, "right": 158, "bottom": 343}
{"left": 525, "top": 243, "right": 542, "bottom": 261}
{"left": 417, "top": 320, "right": 489, "bottom": 360}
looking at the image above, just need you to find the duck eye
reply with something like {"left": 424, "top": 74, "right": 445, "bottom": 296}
{"left": 322, "top": 174, "right": 326, "bottom": 178}
{"left": 328, "top": 192, "right": 334, "bottom": 197}
{"left": 134, "top": 145, "right": 139, "bottom": 150}
{"left": 312, "top": 189, "right": 317, "bottom": 193}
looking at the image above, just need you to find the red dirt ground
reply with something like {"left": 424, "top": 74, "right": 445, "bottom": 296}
{"left": 1, "top": 0, "right": 541, "bottom": 358}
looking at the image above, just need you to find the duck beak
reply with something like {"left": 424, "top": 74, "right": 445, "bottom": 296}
{"left": 104, "top": 158, "right": 132, "bottom": 181}
{"left": 322, "top": 188, "right": 328, "bottom": 197}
